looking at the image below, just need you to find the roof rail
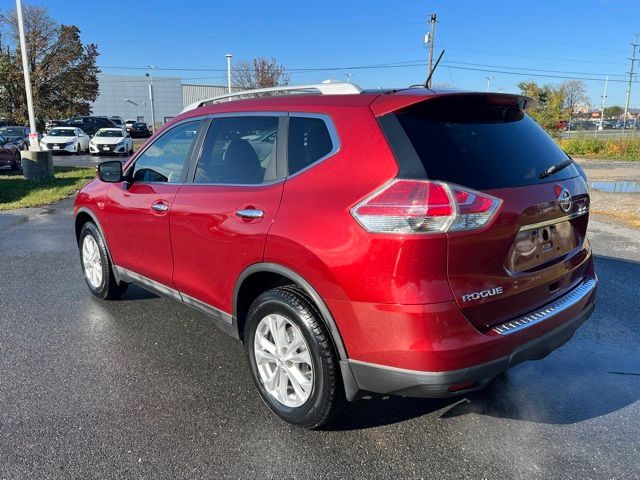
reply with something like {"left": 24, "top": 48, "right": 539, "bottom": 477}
{"left": 181, "top": 82, "right": 363, "bottom": 113}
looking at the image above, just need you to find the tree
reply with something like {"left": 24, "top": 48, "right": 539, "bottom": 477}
{"left": 603, "top": 105, "right": 623, "bottom": 118}
{"left": 518, "top": 81, "right": 567, "bottom": 136}
{"left": 232, "top": 57, "right": 289, "bottom": 90}
{"left": 0, "top": 5, "right": 99, "bottom": 127}
{"left": 561, "top": 80, "right": 590, "bottom": 115}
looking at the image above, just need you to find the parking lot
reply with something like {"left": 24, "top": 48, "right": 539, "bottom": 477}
{"left": 0, "top": 191, "right": 639, "bottom": 479}
{"left": 45, "top": 151, "right": 133, "bottom": 169}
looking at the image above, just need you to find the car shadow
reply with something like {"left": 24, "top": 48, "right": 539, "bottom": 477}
{"left": 119, "top": 283, "right": 159, "bottom": 301}
{"left": 325, "top": 254, "right": 639, "bottom": 430}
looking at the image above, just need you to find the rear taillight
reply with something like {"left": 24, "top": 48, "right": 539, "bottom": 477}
{"left": 351, "top": 179, "right": 501, "bottom": 234}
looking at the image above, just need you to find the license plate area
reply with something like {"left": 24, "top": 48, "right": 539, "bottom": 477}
{"left": 507, "top": 220, "right": 578, "bottom": 272}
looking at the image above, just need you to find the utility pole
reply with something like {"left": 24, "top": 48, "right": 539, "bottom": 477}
{"left": 622, "top": 34, "right": 638, "bottom": 132}
{"left": 16, "top": 0, "right": 39, "bottom": 151}
{"left": 426, "top": 13, "right": 437, "bottom": 87}
{"left": 225, "top": 53, "right": 233, "bottom": 93}
{"left": 598, "top": 76, "right": 608, "bottom": 131}
{"left": 146, "top": 65, "right": 156, "bottom": 132}
{"left": 485, "top": 76, "right": 494, "bottom": 92}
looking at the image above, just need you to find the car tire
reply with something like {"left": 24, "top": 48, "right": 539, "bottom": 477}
{"left": 10, "top": 150, "right": 21, "bottom": 171}
{"left": 74, "top": 143, "right": 80, "bottom": 155}
{"left": 78, "top": 222, "right": 128, "bottom": 300}
{"left": 245, "top": 286, "right": 345, "bottom": 429}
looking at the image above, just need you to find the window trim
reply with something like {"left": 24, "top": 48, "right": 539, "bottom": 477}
{"left": 183, "top": 111, "right": 287, "bottom": 187}
{"left": 124, "top": 117, "right": 207, "bottom": 185}
{"left": 284, "top": 112, "right": 341, "bottom": 179}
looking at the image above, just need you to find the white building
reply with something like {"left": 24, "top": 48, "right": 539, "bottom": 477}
{"left": 91, "top": 74, "right": 230, "bottom": 128}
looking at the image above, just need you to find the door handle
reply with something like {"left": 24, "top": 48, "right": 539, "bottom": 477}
{"left": 235, "top": 209, "right": 264, "bottom": 219}
{"left": 151, "top": 202, "right": 169, "bottom": 212}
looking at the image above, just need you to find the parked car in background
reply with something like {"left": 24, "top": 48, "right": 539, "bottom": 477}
{"left": 244, "top": 129, "right": 277, "bottom": 162}
{"left": 0, "top": 133, "right": 22, "bottom": 170}
{"left": 61, "top": 116, "right": 116, "bottom": 136}
{"left": 89, "top": 128, "right": 133, "bottom": 156}
{"left": 129, "top": 122, "right": 151, "bottom": 138}
{"left": 0, "top": 126, "right": 30, "bottom": 150}
{"left": 40, "top": 127, "right": 90, "bottom": 154}
{"left": 75, "top": 84, "right": 597, "bottom": 429}
{"left": 45, "top": 119, "right": 64, "bottom": 132}
{"left": 108, "top": 116, "right": 125, "bottom": 128}
{"left": 125, "top": 120, "right": 136, "bottom": 132}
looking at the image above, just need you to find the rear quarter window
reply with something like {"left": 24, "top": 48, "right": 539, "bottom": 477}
{"left": 391, "top": 95, "right": 579, "bottom": 190}
{"left": 287, "top": 116, "right": 334, "bottom": 175}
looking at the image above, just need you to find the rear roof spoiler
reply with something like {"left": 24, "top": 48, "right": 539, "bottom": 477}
{"left": 370, "top": 90, "right": 536, "bottom": 117}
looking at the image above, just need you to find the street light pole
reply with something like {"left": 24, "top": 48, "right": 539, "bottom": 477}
{"left": 146, "top": 65, "right": 156, "bottom": 132}
{"left": 225, "top": 54, "right": 233, "bottom": 93}
{"left": 599, "top": 76, "right": 608, "bottom": 131}
{"left": 16, "top": 0, "right": 39, "bottom": 151}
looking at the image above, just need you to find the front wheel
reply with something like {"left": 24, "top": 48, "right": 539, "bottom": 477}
{"left": 245, "top": 286, "right": 344, "bottom": 429}
{"left": 79, "top": 222, "right": 128, "bottom": 299}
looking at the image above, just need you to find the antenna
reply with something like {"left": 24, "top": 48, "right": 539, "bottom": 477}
{"left": 424, "top": 50, "right": 445, "bottom": 88}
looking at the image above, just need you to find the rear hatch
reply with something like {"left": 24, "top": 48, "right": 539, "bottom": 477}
{"left": 380, "top": 93, "right": 592, "bottom": 331}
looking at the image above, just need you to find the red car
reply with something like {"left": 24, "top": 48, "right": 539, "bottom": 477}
{"left": 74, "top": 84, "right": 596, "bottom": 428}
{"left": 0, "top": 132, "right": 22, "bottom": 170}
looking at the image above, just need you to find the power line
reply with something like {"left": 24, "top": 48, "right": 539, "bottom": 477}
{"left": 442, "top": 60, "right": 627, "bottom": 78}
{"left": 438, "top": 20, "right": 628, "bottom": 54}
{"left": 96, "top": 57, "right": 640, "bottom": 87}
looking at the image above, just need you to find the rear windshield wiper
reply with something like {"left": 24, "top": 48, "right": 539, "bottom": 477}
{"left": 539, "top": 159, "right": 574, "bottom": 179}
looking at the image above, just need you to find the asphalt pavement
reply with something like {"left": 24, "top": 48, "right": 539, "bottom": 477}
{"left": 0, "top": 198, "right": 639, "bottom": 479}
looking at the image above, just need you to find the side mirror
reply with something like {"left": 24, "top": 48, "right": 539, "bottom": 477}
{"left": 97, "top": 160, "right": 123, "bottom": 183}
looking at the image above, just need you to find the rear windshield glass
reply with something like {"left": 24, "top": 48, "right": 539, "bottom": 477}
{"left": 394, "top": 96, "right": 579, "bottom": 190}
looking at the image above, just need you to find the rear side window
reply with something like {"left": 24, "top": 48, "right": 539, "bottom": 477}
{"left": 392, "top": 96, "right": 579, "bottom": 190}
{"left": 287, "top": 116, "right": 334, "bottom": 175}
{"left": 194, "top": 116, "right": 278, "bottom": 184}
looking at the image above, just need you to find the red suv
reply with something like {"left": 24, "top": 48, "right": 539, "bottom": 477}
{"left": 74, "top": 84, "right": 597, "bottom": 428}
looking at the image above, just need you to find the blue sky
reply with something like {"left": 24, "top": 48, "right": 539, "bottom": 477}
{"left": 3, "top": 0, "right": 640, "bottom": 107}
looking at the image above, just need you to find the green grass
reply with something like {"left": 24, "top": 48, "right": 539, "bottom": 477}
{"left": 0, "top": 166, "right": 96, "bottom": 211}
{"left": 557, "top": 136, "right": 640, "bottom": 161}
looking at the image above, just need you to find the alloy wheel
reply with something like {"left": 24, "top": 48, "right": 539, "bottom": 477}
{"left": 82, "top": 235, "right": 103, "bottom": 288}
{"left": 253, "top": 313, "right": 314, "bottom": 407}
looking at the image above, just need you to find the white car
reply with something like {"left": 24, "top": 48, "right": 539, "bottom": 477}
{"left": 40, "top": 127, "right": 90, "bottom": 154}
{"left": 89, "top": 128, "right": 133, "bottom": 156}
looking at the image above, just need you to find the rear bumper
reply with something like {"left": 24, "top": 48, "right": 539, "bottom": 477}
{"left": 337, "top": 275, "right": 597, "bottom": 398}
{"left": 348, "top": 300, "right": 594, "bottom": 397}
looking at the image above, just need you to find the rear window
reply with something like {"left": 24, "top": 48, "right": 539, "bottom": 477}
{"left": 392, "top": 95, "right": 579, "bottom": 190}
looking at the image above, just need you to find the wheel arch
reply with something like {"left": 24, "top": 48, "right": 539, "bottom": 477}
{"left": 233, "top": 263, "right": 348, "bottom": 361}
{"left": 74, "top": 207, "right": 121, "bottom": 284}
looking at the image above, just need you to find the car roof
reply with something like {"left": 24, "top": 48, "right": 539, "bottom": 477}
{"left": 174, "top": 87, "right": 533, "bottom": 124}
